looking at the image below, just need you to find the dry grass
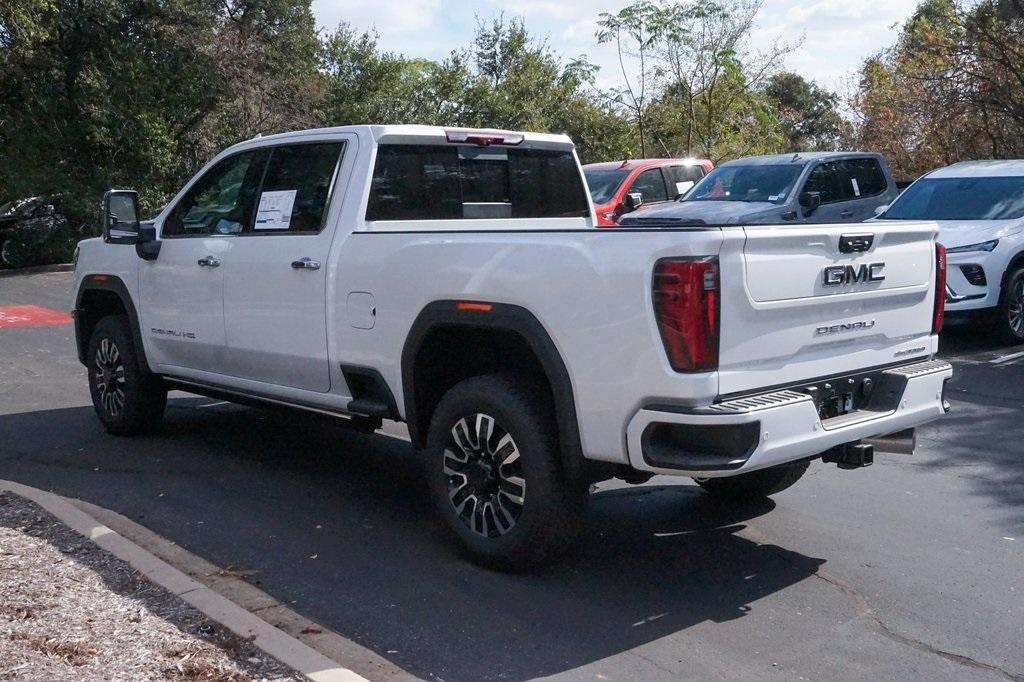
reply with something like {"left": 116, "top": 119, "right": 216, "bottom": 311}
{"left": 0, "top": 492, "right": 300, "bottom": 681}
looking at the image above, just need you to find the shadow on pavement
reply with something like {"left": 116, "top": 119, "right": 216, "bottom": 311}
{"left": 925, "top": 321, "right": 1024, "bottom": 526}
{"left": 939, "top": 317, "right": 1020, "bottom": 355}
{"left": 0, "top": 398, "right": 825, "bottom": 680}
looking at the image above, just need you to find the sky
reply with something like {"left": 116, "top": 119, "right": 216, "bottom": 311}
{"left": 310, "top": 0, "right": 923, "bottom": 93}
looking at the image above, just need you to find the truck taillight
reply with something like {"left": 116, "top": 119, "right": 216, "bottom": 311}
{"left": 653, "top": 257, "right": 720, "bottom": 372}
{"left": 933, "top": 243, "right": 946, "bottom": 334}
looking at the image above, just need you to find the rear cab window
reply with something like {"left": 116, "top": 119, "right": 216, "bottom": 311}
{"left": 366, "top": 144, "right": 590, "bottom": 222}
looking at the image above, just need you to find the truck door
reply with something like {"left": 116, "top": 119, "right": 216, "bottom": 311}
{"left": 221, "top": 138, "right": 352, "bottom": 392}
{"left": 139, "top": 149, "right": 268, "bottom": 373}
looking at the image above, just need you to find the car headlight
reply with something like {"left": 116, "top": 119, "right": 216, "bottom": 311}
{"left": 946, "top": 239, "right": 999, "bottom": 253}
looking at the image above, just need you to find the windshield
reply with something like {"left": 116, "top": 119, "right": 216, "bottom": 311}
{"left": 687, "top": 164, "right": 803, "bottom": 204}
{"left": 583, "top": 169, "right": 628, "bottom": 205}
{"left": 0, "top": 197, "right": 35, "bottom": 216}
{"left": 883, "top": 176, "right": 1024, "bottom": 220}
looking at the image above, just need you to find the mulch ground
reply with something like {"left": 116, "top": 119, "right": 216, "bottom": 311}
{"left": 0, "top": 491, "right": 301, "bottom": 681}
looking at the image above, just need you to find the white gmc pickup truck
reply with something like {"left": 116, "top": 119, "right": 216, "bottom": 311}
{"left": 72, "top": 125, "right": 952, "bottom": 569}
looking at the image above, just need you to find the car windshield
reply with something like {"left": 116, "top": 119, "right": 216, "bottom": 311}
{"left": 883, "top": 176, "right": 1024, "bottom": 220}
{"left": 0, "top": 197, "right": 36, "bottom": 217}
{"left": 687, "top": 164, "right": 803, "bottom": 204}
{"left": 583, "top": 169, "right": 629, "bottom": 204}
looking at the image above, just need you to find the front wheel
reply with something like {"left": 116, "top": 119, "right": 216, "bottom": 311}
{"left": 694, "top": 460, "right": 810, "bottom": 500}
{"left": 87, "top": 315, "right": 167, "bottom": 436}
{"left": 425, "top": 374, "right": 587, "bottom": 571}
{"left": 996, "top": 267, "right": 1024, "bottom": 344}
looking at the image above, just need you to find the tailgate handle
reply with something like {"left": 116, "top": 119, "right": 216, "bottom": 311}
{"left": 839, "top": 233, "right": 874, "bottom": 253}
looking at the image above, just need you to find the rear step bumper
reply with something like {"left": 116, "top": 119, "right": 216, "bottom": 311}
{"left": 625, "top": 359, "right": 952, "bottom": 478}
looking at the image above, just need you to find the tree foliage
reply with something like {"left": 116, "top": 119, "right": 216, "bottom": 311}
{"left": 597, "top": 0, "right": 800, "bottom": 161}
{"left": 848, "top": 0, "right": 1024, "bottom": 179}
{"left": 5, "top": 0, "right": 926, "bottom": 242}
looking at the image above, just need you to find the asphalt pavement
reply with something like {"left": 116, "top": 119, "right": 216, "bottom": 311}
{"left": 1, "top": 270, "right": 1021, "bottom": 681}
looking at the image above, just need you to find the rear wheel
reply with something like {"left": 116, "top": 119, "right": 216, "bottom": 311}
{"left": 996, "top": 267, "right": 1024, "bottom": 344}
{"left": 87, "top": 315, "right": 167, "bottom": 436}
{"left": 425, "top": 374, "right": 587, "bottom": 571}
{"left": 694, "top": 460, "right": 810, "bottom": 500}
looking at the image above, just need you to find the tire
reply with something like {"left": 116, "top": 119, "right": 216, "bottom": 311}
{"left": 996, "top": 267, "right": 1024, "bottom": 344}
{"left": 425, "top": 374, "right": 587, "bottom": 571}
{"left": 87, "top": 315, "right": 167, "bottom": 436}
{"left": 694, "top": 460, "right": 810, "bottom": 500}
{"left": 0, "top": 238, "right": 12, "bottom": 268}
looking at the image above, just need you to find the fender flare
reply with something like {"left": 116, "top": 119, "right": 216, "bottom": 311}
{"left": 401, "top": 300, "right": 585, "bottom": 479}
{"left": 73, "top": 274, "right": 149, "bottom": 372}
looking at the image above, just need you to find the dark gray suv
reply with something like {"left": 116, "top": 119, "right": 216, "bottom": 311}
{"left": 618, "top": 152, "right": 899, "bottom": 226}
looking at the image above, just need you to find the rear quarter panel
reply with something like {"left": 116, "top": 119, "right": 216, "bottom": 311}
{"left": 332, "top": 229, "right": 724, "bottom": 463}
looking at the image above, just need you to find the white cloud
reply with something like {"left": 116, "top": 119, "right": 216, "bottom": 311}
{"left": 312, "top": 0, "right": 442, "bottom": 33}
{"left": 751, "top": 0, "right": 919, "bottom": 87}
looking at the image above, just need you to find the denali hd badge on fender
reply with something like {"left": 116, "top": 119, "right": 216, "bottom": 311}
{"left": 823, "top": 262, "right": 885, "bottom": 286}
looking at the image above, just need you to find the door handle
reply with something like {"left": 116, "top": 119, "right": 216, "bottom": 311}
{"left": 291, "top": 257, "right": 321, "bottom": 271}
{"left": 840, "top": 210, "right": 854, "bottom": 218}
{"left": 197, "top": 256, "right": 220, "bottom": 267}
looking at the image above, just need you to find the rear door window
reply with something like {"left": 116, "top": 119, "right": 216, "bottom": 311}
{"left": 251, "top": 142, "right": 345, "bottom": 233}
{"left": 366, "top": 145, "right": 589, "bottom": 221}
{"left": 667, "top": 165, "right": 705, "bottom": 196}
{"left": 628, "top": 168, "right": 670, "bottom": 204}
{"left": 840, "top": 158, "right": 888, "bottom": 198}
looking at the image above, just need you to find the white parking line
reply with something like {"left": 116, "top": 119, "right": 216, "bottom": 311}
{"left": 989, "top": 351, "right": 1024, "bottom": 365}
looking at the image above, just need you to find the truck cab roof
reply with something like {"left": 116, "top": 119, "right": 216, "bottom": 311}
{"left": 717, "top": 151, "right": 885, "bottom": 167}
{"left": 232, "top": 125, "right": 575, "bottom": 152}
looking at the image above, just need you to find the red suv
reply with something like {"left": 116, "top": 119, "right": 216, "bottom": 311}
{"left": 583, "top": 158, "right": 714, "bottom": 226}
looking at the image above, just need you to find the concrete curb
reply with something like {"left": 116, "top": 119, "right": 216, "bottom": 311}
{"left": 0, "top": 479, "right": 368, "bottom": 682}
{"left": 0, "top": 263, "right": 74, "bottom": 278}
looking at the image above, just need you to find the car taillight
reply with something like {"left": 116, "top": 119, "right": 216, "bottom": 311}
{"left": 933, "top": 243, "right": 946, "bottom": 334}
{"left": 653, "top": 257, "right": 720, "bottom": 372}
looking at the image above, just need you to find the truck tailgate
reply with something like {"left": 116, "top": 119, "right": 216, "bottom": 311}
{"left": 717, "top": 222, "right": 940, "bottom": 395}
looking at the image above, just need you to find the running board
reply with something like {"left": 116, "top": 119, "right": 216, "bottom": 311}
{"left": 163, "top": 377, "right": 356, "bottom": 421}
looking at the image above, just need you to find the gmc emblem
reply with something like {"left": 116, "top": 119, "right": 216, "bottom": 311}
{"left": 823, "top": 262, "right": 886, "bottom": 286}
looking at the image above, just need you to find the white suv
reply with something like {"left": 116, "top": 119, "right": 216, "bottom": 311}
{"left": 876, "top": 160, "right": 1024, "bottom": 342}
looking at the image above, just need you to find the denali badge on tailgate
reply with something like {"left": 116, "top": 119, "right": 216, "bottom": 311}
{"left": 816, "top": 320, "right": 876, "bottom": 335}
{"left": 822, "top": 262, "right": 885, "bottom": 286}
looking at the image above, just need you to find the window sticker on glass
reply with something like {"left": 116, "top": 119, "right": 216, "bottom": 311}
{"left": 676, "top": 180, "right": 695, "bottom": 195}
{"left": 255, "top": 190, "right": 297, "bottom": 230}
{"left": 851, "top": 178, "right": 861, "bottom": 197}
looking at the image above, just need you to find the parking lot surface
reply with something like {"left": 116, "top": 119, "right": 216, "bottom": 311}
{"left": 1, "top": 271, "right": 1021, "bottom": 681}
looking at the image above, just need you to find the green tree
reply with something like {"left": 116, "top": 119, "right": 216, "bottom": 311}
{"left": 849, "top": 0, "right": 1024, "bottom": 178}
{"left": 765, "top": 72, "right": 847, "bottom": 151}
{"left": 0, "top": 0, "right": 322, "bottom": 233}
{"left": 598, "top": 0, "right": 799, "bottom": 161}
{"left": 318, "top": 16, "right": 634, "bottom": 162}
